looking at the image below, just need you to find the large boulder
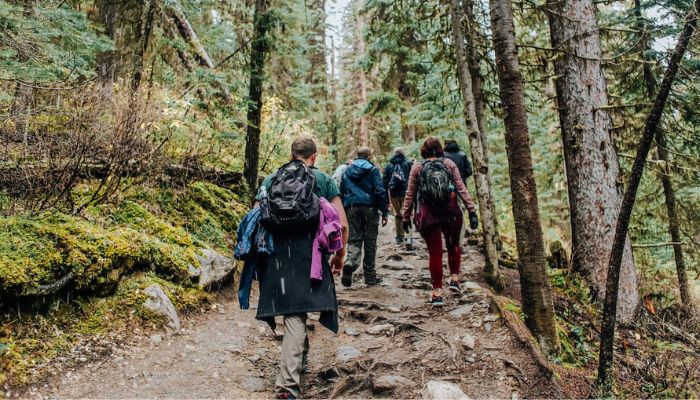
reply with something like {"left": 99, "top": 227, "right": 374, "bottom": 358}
{"left": 188, "top": 248, "right": 236, "bottom": 289}
{"left": 421, "top": 381, "right": 470, "bottom": 400}
{"left": 143, "top": 284, "right": 180, "bottom": 334}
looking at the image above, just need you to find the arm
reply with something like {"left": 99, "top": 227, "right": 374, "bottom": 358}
{"left": 373, "top": 167, "right": 389, "bottom": 217}
{"left": 444, "top": 158, "right": 476, "bottom": 213}
{"left": 401, "top": 162, "right": 421, "bottom": 220}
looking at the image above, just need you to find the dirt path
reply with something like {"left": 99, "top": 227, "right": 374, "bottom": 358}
{"left": 36, "top": 219, "right": 558, "bottom": 399}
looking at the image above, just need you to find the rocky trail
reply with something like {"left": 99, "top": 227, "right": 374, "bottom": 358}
{"left": 34, "top": 221, "right": 560, "bottom": 399}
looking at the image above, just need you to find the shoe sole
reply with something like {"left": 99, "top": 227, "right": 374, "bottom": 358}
{"left": 448, "top": 286, "right": 461, "bottom": 294}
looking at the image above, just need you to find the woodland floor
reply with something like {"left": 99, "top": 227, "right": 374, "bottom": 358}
{"left": 27, "top": 219, "right": 563, "bottom": 399}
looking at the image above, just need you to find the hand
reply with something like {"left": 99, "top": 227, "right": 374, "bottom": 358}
{"left": 330, "top": 251, "right": 345, "bottom": 275}
{"left": 468, "top": 211, "right": 478, "bottom": 230}
{"left": 402, "top": 219, "right": 412, "bottom": 232}
{"left": 381, "top": 216, "right": 388, "bottom": 227}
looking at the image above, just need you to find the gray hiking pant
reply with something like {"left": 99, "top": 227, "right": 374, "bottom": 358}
{"left": 391, "top": 196, "right": 405, "bottom": 240}
{"left": 344, "top": 205, "right": 380, "bottom": 283}
{"left": 275, "top": 313, "right": 308, "bottom": 397}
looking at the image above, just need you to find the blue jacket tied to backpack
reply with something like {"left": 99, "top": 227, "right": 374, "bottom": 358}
{"left": 340, "top": 158, "right": 389, "bottom": 216}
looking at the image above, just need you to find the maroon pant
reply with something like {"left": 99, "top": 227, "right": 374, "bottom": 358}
{"left": 420, "top": 217, "right": 462, "bottom": 289}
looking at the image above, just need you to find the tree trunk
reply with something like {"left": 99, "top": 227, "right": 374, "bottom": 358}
{"left": 634, "top": 0, "right": 694, "bottom": 311}
{"left": 354, "top": 2, "right": 369, "bottom": 146}
{"left": 488, "top": 0, "right": 560, "bottom": 355}
{"left": 464, "top": 0, "right": 501, "bottom": 251}
{"left": 243, "top": 0, "right": 271, "bottom": 198}
{"left": 545, "top": 0, "right": 639, "bottom": 322}
{"left": 165, "top": 1, "right": 233, "bottom": 103}
{"left": 96, "top": 0, "right": 117, "bottom": 96}
{"left": 306, "top": 0, "right": 329, "bottom": 134}
{"left": 329, "top": 37, "right": 340, "bottom": 165}
{"left": 131, "top": 0, "right": 158, "bottom": 92}
{"left": 596, "top": 3, "right": 698, "bottom": 395}
{"left": 449, "top": 0, "right": 501, "bottom": 288}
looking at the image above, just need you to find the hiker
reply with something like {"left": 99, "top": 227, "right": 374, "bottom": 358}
{"left": 332, "top": 159, "right": 352, "bottom": 187}
{"left": 443, "top": 139, "right": 472, "bottom": 184}
{"left": 340, "top": 146, "right": 389, "bottom": 287}
{"left": 401, "top": 136, "right": 478, "bottom": 306}
{"left": 382, "top": 147, "right": 413, "bottom": 244}
{"left": 251, "top": 136, "right": 348, "bottom": 400}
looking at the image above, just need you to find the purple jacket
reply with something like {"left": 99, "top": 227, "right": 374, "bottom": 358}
{"left": 311, "top": 197, "right": 344, "bottom": 281}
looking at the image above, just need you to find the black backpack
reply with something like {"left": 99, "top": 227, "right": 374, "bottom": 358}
{"left": 387, "top": 163, "right": 407, "bottom": 194}
{"left": 260, "top": 160, "right": 320, "bottom": 231}
{"left": 418, "top": 158, "right": 453, "bottom": 207}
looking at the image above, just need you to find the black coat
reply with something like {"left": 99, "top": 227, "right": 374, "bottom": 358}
{"left": 382, "top": 153, "right": 413, "bottom": 198}
{"left": 256, "top": 229, "right": 339, "bottom": 333}
{"left": 443, "top": 148, "right": 472, "bottom": 183}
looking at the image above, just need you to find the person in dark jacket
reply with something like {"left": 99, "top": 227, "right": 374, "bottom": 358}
{"left": 382, "top": 148, "right": 413, "bottom": 244}
{"left": 443, "top": 139, "right": 472, "bottom": 183}
{"left": 254, "top": 137, "right": 349, "bottom": 399}
{"left": 340, "top": 146, "right": 389, "bottom": 287}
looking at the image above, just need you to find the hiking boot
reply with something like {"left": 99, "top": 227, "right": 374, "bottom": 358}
{"left": 365, "top": 276, "right": 383, "bottom": 286}
{"left": 448, "top": 280, "right": 461, "bottom": 294}
{"left": 428, "top": 295, "right": 445, "bottom": 307}
{"left": 395, "top": 236, "right": 404, "bottom": 245}
{"left": 276, "top": 391, "right": 297, "bottom": 399}
{"left": 341, "top": 266, "right": 353, "bottom": 288}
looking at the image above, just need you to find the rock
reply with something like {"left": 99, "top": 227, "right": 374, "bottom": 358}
{"left": 461, "top": 334, "right": 475, "bottom": 350}
{"left": 188, "top": 248, "right": 236, "bottom": 289}
{"left": 461, "top": 281, "right": 482, "bottom": 291}
{"left": 448, "top": 304, "right": 474, "bottom": 318}
{"left": 382, "top": 261, "right": 411, "bottom": 270}
{"left": 422, "top": 380, "right": 470, "bottom": 400}
{"left": 387, "top": 306, "right": 401, "bottom": 313}
{"left": 387, "top": 253, "right": 403, "bottom": 261}
{"left": 467, "top": 356, "right": 476, "bottom": 363}
{"left": 235, "top": 321, "right": 252, "bottom": 329}
{"left": 143, "top": 284, "right": 180, "bottom": 334}
{"left": 366, "top": 324, "right": 394, "bottom": 335}
{"left": 483, "top": 314, "right": 499, "bottom": 322}
{"left": 373, "top": 375, "right": 416, "bottom": 393}
{"left": 150, "top": 334, "right": 162, "bottom": 344}
{"left": 344, "top": 327, "right": 360, "bottom": 336}
{"left": 243, "top": 377, "right": 266, "bottom": 392}
{"left": 484, "top": 323, "right": 493, "bottom": 332}
{"left": 337, "top": 345, "right": 362, "bottom": 362}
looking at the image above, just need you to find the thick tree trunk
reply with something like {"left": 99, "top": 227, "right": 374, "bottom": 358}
{"left": 131, "top": 0, "right": 158, "bottom": 92}
{"left": 329, "top": 37, "right": 340, "bottom": 165}
{"left": 546, "top": 0, "right": 639, "bottom": 322}
{"left": 449, "top": 0, "right": 501, "bottom": 288}
{"left": 596, "top": 3, "right": 698, "bottom": 395}
{"left": 634, "top": 0, "right": 694, "bottom": 311}
{"left": 306, "top": 0, "right": 329, "bottom": 134}
{"left": 354, "top": 2, "right": 369, "bottom": 146}
{"left": 165, "top": 1, "right": 233, "bottom": 103}
{"left": 464, "top": 0, "right": 501, "bottom": 251}
{"left": 488, "top": 0, "right": 560, "bottom": 355}
{"left": 243, "top": 0, "right": 270, "bottom": 198}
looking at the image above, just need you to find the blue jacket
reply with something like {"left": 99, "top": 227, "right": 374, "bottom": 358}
{"left": 234, "top": 207, "right": 273, "bottom": 310}
{"left": 340, "top": 158, "right": 389, "bottom": 216}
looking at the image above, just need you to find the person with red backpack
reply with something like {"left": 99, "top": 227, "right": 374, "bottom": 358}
{"left": 383, "top": 147, "right": 413, "bottom": 245}
{"left": 401, "top": 137, "right": 478, "bottom": 306}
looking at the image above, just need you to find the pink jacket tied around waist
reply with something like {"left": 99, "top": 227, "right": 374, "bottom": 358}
{"left": 311, "top": 197, "right": 344, "bottom": 281}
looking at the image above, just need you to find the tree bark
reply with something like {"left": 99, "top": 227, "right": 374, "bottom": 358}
{"left": 131, "top": 0, "right": 158, "bottom": 92}
{"left": 306, "top": 0, "right": 329, "bottom": 134}
{"left": 596, "top": 3, "right": 698, "bottom": 395}
{"left": 464, "top": 0, "right": 501, "bottom": 251}
{"left": 243, "top": 0, "right": 271, "bottom": 197}
{"left": 165, "top": 1, "right": 233, "bottom": 103}
{"left": 546, "top": 0, "right": 639, "bottom": 322}
{"left": 449, "top": 0, "right": 501, "bottom": 288}
{"left": 354, "top": 1, "right": 369, "bottom": 146}
{"left": 96, "top": 0, "right": 117, "bottom": 96}
{"left": 488, "top": 0, "right": 560, "bottom": 354}
{"left": 634, "top": 0, "right": 694, "bottom": 311}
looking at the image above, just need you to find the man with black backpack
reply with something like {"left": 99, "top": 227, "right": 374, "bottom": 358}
{"left": 255, "top": 136, "right": 348, "bottom": 400}
{"left": 383, "top": 147, "right": 413, "bottom": 244}
{"left": 340, "top": 146, "right": 389, "bottom": 288}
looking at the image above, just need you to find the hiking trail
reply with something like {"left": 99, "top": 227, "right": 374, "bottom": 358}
{"left": 33, "top": 218, "right": 560, "bottom": 399}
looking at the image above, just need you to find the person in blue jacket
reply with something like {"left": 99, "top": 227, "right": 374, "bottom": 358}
{"left": 340, "top": 146, "right": 389, "bottom": 287}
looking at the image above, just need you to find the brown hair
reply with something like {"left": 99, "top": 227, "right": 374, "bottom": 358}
{"left": 420, "top": 136, "right": 444, "bottom": 158}
{"left": 291, "top": 136, "right": 317, "bottom": 159}
{"left": 356, "top": 146, "right": 372, "bottom": 159}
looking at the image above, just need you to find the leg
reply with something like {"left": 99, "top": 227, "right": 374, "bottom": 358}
{"left": 275, "top": 314, "right": 308, "bottom": 398}
{"left": 342, "top": 208, "right": 364, "bottom": 286}
{"left": 362, "top": 208, "right": 380, "bottom": 284}
{"left": 443, "top": 217, "right": 463, "bottom": 282}
{"left": 421, "top": 225, "right": 444, "bottom": 294}
{"left": 391, "top": 197, "right": 405, "bottom": 241}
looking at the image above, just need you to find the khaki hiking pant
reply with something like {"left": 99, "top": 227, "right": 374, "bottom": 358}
{"left": 275, "top": 313, "right": 308, "bottom": 397}
{"left": 344, "top": 206, "right": 380, "bottom": 283}
{"left": 390, "top": 196, "right": 405, "bottom": 240}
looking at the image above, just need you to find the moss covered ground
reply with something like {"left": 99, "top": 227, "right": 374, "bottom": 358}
{"left": 0, "top": 181, "right": 247, "bottom": 387}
